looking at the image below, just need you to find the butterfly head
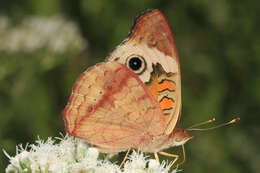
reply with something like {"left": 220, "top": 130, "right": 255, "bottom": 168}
{"left": 169, "top": 127, "right": 193, "bottom": 147}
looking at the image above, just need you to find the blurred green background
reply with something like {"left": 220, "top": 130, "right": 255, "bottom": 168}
{"left": 0, "top": 0, "right": 259, "bottom": 172}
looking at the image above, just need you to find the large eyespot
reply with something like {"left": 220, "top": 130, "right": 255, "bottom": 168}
{"left": 126, "top": 55, "right": 146, "bottom": 74}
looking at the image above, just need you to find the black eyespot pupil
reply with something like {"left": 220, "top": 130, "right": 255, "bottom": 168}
{"left": 129, "top": 57, "right": 142, "bottom": 70}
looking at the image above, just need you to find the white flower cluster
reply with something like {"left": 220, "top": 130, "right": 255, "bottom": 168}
{"left": 0, "top": 15, "right": 87, "bottom": 53}
{"left": 5, "top": 135, "right": 178, "bottom": 173}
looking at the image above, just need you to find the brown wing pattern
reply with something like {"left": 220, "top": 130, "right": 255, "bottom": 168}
{"left": 108, "top": 9, "right": 182, "bottom": 135}
{"left": 63, "top": 62, "right": 166, "bottom": 151}
{"left": 128, "top": 9, "right": 179, "bottom": 59}
{"left": 129, "top": 9, "right": 182, "bottom": 135}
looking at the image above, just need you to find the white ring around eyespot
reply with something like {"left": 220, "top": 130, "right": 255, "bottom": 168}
{"left": 125, "top": 54, "right": 147, "bottom": 75}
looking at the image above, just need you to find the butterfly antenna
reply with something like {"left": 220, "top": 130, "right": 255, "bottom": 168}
{"left": 185, "top": 118, "right": 216, "bottom": 130}
{"left": 186, "top": 117, "right": 240, "bottom": 131}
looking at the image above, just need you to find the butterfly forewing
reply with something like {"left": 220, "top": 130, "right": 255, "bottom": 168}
{"left": 107, "top": 9, "right": 182, "bottom": 135}
{"left": 63, "top": 62, "right": 167, "bottom": 151}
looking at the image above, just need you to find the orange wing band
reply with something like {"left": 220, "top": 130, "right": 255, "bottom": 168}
{"left": 159, "top": 97, "right": 174, "bottom": 110}
{"left": 158, "top": 80, "right": 175, "bottom": 92}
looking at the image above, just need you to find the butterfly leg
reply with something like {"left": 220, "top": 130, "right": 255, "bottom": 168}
{"left": 119, "top": 148, "right": 131, "bottom": 168}
{"left": 158, "top": 151, "right": 179, "bottom": 165}
{"left": 176, "top": 144, "right": 186, "bottom": 167}
{"left": 154, "top": 152, "right": 160, "bottom": 162}
{"left": 160, "top": 144, "right": 186, "bottom": 168}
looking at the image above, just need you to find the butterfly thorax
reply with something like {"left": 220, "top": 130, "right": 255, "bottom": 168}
{"left": 138, "top": 127, "right": 192, "bottom": 153}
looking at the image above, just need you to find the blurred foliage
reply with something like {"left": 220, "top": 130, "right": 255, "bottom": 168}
{"left": 0, "top": 0, "right": 259, "bottom": 172}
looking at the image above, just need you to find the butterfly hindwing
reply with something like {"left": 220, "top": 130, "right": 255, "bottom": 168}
{"left": 63, "top": 62, "right": 166, "bottom": 151}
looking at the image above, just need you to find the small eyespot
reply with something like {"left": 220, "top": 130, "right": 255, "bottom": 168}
{"left": 126, "top": 55, "right": 146, "bottom": 74}
{"left": 129, "top": 57, "right": 142, "bottom": 70}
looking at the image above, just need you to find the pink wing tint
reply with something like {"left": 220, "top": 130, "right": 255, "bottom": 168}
{"left": 63, "top": 62, "right": 166, "bottom": 152}
{"left": 128, "top": 9, "right": 179, "bottom": 60}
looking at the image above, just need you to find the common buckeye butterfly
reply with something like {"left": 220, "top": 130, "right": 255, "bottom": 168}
{"left": 63, "top": 9, "right": 239, "bottom": 167}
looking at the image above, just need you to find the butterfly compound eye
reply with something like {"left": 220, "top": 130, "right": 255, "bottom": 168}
{"left": 126, "top": 55, "right": 146, "bottom": 75}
